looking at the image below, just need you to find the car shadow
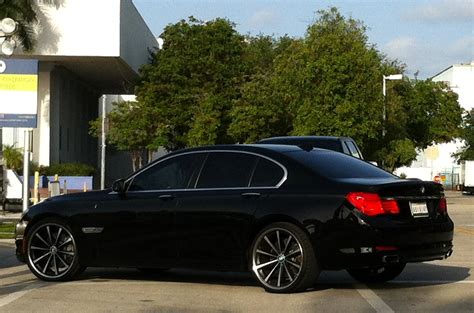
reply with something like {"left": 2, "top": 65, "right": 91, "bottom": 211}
{"left": 76, "top": 262, "right": 470, "bottom": 291}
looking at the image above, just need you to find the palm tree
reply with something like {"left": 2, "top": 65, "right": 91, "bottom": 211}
{"left": 0, "top": 0, "right": 37, "bottom": 52}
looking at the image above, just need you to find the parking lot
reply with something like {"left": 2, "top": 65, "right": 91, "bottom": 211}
{"left": 1, "top": 191, "right": 473, "bottom": 313}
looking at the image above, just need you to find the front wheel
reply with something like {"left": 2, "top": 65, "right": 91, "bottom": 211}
{"left": 26, "top": 218, "right": 83, "bottom": 281}
{"left": 347, "top": 263, "right": 406, "bottom": 283}
{"left": 250, "top": 222, "right": 319, "bottom": 293}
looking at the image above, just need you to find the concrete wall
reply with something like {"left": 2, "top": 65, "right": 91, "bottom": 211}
{"left": 120, "top": 0, "right": 158, "bottom": 73}
{"left": 31, "top": 0, "right": 121, "bottom": 57}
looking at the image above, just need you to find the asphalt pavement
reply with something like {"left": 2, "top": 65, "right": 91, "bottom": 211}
{"left": 0, "top": 191, "right": 473, "bottom": 312}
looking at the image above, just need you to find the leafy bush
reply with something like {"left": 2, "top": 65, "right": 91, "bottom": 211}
{"left": 2, "top": 144, "right": 23, "bottom": 170}
{"left": 38, "top": 163, "right": 95, "bottom": 176}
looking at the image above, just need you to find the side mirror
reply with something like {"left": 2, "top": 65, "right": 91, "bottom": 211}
{"left": 112, "top": 179, "right": 126, "bottom": 194}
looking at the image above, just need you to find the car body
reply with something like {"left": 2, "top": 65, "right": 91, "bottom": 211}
{"left": 15, "top": 144, "right": 453, "bottom": 292}
{"left": 257, "top": 136, "right": 364, "bottom": 159}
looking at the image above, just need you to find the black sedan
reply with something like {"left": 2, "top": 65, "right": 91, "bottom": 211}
{"left": 15, "top": 145, "right": 453, "bottom": 293}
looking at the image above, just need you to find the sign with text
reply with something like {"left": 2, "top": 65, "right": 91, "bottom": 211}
{"left": 0, "top": 59, "right": 38, "bottom": 127}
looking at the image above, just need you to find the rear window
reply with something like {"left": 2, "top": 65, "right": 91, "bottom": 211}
{"left": 288, "top": 150, "right": 394, "bottom": 179}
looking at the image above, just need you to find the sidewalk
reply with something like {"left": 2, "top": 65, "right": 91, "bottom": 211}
{"left": 0, "top": 210, "right": 22, "bottom": 223}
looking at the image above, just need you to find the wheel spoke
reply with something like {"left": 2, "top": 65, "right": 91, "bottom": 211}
{"left": 42, "top": 254, "right": 52, "bottom": 273}
{"left": 264, "top": 235, "right": 280, "bottom": 254}
{"left": 57, "top": 237, "right": 72, "bottom": 248}
{"left": 52, "top": 255, "right": 58, "bottom": 275}
{"left": 277, "top": 264, "right": 283, "bottom": 287}
{"left": 287, "top": 260, "right": 301, "bottom": 270}
{"left": 35, "top": 233, "right": 50, "bottom": 247}
{"left": 285, "top": 248, "right": 301, "bottom": 258}
{"left": 283, "top": 263, "right": 293, "bottom": 282}
{"left": 46, "top": 226, "right": 53, "bottom": 245}
{"left": 56, "top": 253, "right": 69, "bottom": 268}
{"left": 264, "top": 263, "right": 279, "bottom": 282}
{"left": 33, "top": 252, "right": 51, "bottom": 264}
{"left": 58, "top": 250, "right": 74, "bottom": 256}
{"left": 276, "top": 231, "right": 282, "bottom": 253}
{"left": 54, "top": 228, "right": 63, "bottom": 246}
{"left": 256, "top": 249, "right": 277, "bottom": 258}
{"left": 256, "top": 258, "right": 278, "bottom": 270}
{"left": 31, "top": 246, "right": 49, "bottom": 251}
{"left": 282, "top": 235, "right": 292, "bottom": 254}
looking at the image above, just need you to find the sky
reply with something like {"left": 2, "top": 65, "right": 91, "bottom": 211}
{"left": 133, "top": 0, "right": 474, "bottom": 79}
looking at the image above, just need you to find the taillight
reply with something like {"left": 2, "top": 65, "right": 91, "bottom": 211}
{"left": 438, "top": 197, "right": 447, "bottom": 213}
{"left": 346, "top": 192, "right": 400, "bottom": 216}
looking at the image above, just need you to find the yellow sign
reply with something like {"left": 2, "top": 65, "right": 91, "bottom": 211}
{"left": 0, "top": 74, "right": 38, "bottom": 91}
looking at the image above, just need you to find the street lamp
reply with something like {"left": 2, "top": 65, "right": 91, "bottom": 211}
{"left": 382, "top": 74, "right": 403, "bottom": 137}
{"left": 0, "top": 17, "right": 18, "bottom": 56}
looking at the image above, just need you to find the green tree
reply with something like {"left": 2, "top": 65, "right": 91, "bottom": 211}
{"left": 2, "top": 144, "right": 23, "bottom": 170}
{"left": 136, "top": 17, "right": 246, "bottom": 151}
{"left": 89, "top": 101, "right": 152, "bottom": 171}
{"left": 454, "top": 109, "right": 474, "bottom": 161}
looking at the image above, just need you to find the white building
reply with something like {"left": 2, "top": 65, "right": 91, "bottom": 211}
{"left": 395, "top": 61, "right": 474, "bottom": 186}
{"left": 1, "top": 0, "right": 157, "bottom": 186}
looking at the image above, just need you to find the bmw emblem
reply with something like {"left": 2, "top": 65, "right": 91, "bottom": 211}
{"left": 420, "top": 186, "right": 425, "bottom": 194}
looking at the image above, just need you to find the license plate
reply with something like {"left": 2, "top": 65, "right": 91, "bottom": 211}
{"left": 410, "top": 202, "right": 429, "bottom": 217}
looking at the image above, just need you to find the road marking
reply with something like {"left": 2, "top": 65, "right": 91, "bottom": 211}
{"left": 0, "top": 282, "right": 44, "bottom": 309}
{"left": 0, "top": 289, "right": 30, "bottom": 308}
{"left": 0, "top": 265, "right": 27, "bottom": 276}
{"left": 355, "top": 284, "right": 394, "bottom": 313}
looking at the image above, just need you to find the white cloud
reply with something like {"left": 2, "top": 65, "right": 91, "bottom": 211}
{"left": 383, "top": 35, "right": 473, "bottom": 78}
{"left": 248, "top": 9, "right": 280, "bottom": 28}
{"left": 403, "top": 0, "right": 473, "bottom": 23}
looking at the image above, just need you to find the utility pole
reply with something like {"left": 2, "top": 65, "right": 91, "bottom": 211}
{"left": 100, "top": 95, "right": 106, "bottom": 189}
{"left": 22, "top": 130, "right": 32, "bottom": 212}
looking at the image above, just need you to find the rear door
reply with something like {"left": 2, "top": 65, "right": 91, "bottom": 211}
{"left": 174, "top": 151, "right": 288, "bottom": 270}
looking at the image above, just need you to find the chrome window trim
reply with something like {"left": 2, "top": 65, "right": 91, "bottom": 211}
{"left": 117, "top": 149, "right": 288, "bottom": 194}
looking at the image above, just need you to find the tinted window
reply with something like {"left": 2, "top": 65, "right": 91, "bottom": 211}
{"left": 128, "top": 153, "right": 205, "bottom": 191}
{"left": 197, "top": 152, "right": 257, "bottom": 188}
{"left": 250, "top": 158, "right": 284, "bottom": 187}
{"left": 288, "top": 150, "right": 394, "bottom": 179}
{"left": 311, "top": 140, "right": 343, "bottom": 152}
{"left": 345, "top": 141, "right": 361, "bottom": 158}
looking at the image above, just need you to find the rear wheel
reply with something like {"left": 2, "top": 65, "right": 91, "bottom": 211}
{"left": 250, "top": 222, "right": 319, "bottom": 293}
{"left": 26, "top": 218, "right": 83, "bottom": 281}
{"left": 347, "top": 263, "right": 406, "bottom": 283}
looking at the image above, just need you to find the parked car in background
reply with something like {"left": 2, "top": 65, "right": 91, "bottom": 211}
{"left": 461, "top": 160, "right": 474, "bottom": 194}
{"left": 257, "top": 136, "right": 364, "bottom": 159}
{"left": 16, "top": 144, "right": 453, "bottom": 293}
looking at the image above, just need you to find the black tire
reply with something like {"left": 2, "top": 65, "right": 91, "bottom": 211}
{"left": 347, "top": 263, "right": 406, "bottom": 283}
{"left": 26, "top": 218, "right": 83, "bottom": 281}
{"left": 250, "top": 222, "right": 319, "bottom": 293}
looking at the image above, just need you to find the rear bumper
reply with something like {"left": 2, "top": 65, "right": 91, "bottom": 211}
{"left": 318, "top": 218, "right": 454, "bottom": 270}
{"left": 334, "top": 241, "right": 453, "bottom": 269}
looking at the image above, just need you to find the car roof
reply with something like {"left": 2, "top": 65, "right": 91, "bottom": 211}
{"left": 258, "top": 136, "right": 355, "bottom": 142}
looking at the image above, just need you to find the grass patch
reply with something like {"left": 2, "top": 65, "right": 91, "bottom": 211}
{"left": 0, "top": 223, "right": 15, "bottom": 239}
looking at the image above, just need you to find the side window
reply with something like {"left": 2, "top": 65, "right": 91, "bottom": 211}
{"left": 345, "top": 141, "right": 361, "bottom": 158}
{"left": 128, "top": 153, "right": 205, "bottom": 191}
{"left": 250, "top": 158, "right": 285, "bottom": 187}
{"left": 196, "top": 152, "right": 257, "bottom": 188}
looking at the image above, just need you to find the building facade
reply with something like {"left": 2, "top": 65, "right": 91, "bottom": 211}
{"left": 1, "top": 0, "right": 157, "bottom": 181}
{"left": 395, "top": 62, "right": 474, "bottom": 187}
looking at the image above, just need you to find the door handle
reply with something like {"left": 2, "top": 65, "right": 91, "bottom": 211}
{"left": 241, "top": 192, "right": 261, "bottom": 198}
{"left": 158, "top": 194, "right": 175, "bottom": 201}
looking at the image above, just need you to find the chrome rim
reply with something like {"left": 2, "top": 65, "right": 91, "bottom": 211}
{"left": 252, "top": 228, "right": 303, "bottom": 290}
{"left": 27, "top": 223, "right": 76, "bottom": 279}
